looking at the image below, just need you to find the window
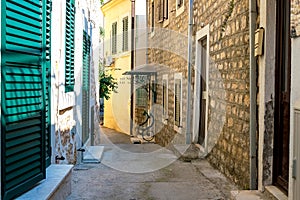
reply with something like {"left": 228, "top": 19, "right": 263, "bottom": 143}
{"left": 65, "top": 0, "right": 76, "bottom": 92}
{"left": 176, "top": 0, "right": 184, "bottom": 16}
{"left": 136, "top": 87, "right": 148, "bottom": 107}
{"left": 162, "top": 75, "right": 168, "bottom": 123}
{"left": 122, "top": 16, "right": 129, "bottom": 52}
{"left": 177, "top": 0, "right": 183, "bottom": 8}
{"left": 82, "top": 30, "right": 91, "bottom": 144}
{"left": 174, "top": 73, "right": 182, "bottom": 129}
{"left": 151, "top": 1, "right": 154, "bottom": 32}
{"left": 1, "top": 0, "right": 52, "bottom": 198}
{"left": 159, "top": 0, "right": 168, "bottom": 22}
{"left": 112, "top": 22, "right": 117, "bottom": 54}
{"left": 164, "top": 0, "right": 169, "bottom": 20}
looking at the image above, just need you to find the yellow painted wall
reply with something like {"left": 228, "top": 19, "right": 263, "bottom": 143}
{"left": 102, "top": 0, "right": 131, "bottom": 134}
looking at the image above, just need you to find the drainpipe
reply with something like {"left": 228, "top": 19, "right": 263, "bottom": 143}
{"left": 186, "top": 0, "right": 194, "bottom": 144}
{"left": 249, "top": 0, "right": 258, "bottom": 190}
{"left": 130, "top": 0, "right": 135, "bottom": 136}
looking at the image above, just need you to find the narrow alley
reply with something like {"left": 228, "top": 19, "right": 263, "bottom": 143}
{"left": 67, "top": 127, "right": 238, "bottom": 200}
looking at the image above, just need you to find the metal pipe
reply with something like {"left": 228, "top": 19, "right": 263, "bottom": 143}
{"left": 249, "top": 0, "right": 258, "bottom": 190}
{"left": 130, "top": 0, "right": 135, "bottom": 136}
{"left": 186, "top": 0, "right": 194, "bottom": 144}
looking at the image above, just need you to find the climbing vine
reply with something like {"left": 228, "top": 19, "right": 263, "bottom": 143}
{"left": 220, "top": 0, "right": 235, "bottom": 40}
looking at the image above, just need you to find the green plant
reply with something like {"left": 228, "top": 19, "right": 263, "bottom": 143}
{"left": 99, "top": 70, "right": 118, "bottom": 100}
{"left": 220, "top": 0, "right": 235, "bottom": 40}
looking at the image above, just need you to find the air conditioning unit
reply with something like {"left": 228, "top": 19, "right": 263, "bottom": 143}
{"left": 104, "top": 56, "right": 114, "bottom": 66}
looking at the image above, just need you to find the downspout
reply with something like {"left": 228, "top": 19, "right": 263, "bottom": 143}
{"left": 186, "top": 0, "right": 194, "bottom": 144}
{"left": 249, "top": 0, "right": 258, "bottom": 190}
{"left": 130, "top": 0, "right": 135, "bottom": 136}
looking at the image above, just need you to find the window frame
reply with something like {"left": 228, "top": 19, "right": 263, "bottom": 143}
{"left": 162, "top": 74, "right": 168, "bottom": 124}
{"left": 176, "top": 0, "right": 184, "bottom": 17}
{"left": 150, "top": 0, "right": 155, "bottom": 36}
{"left": 122, "top": 16, "right": 129, "bottom": 52}
{"left": 174, "top": 73, "right": 182, "bottom": 133}
{"left": 111, "top": 21, "right": 117, "bottom": 55}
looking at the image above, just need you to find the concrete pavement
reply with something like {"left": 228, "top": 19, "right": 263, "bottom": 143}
{"left": 67, "top": 127, "right": 240, "bottom": 200}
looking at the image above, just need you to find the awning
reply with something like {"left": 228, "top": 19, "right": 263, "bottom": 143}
{"left": 122, "top": 64, "right": 158, "bottom": 76}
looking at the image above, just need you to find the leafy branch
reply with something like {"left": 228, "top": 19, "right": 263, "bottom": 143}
{"left": 99, "top": 70, "right": 118, "bottom": 100}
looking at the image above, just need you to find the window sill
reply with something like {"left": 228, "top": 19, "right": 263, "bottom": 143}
{"left": 162, "top": 118, "right": 168, "bottom": 125}
{"left": 163, "top": 19, "right": 169, "bottom": 28}
{"left": 176, "top": 6, "right": 184, "bottom": 17}
{"left": 174, "top": 125, "right": 182, "bottom": 134}
{"left": 17, "top": 165, "right": 73, "bottom": 200}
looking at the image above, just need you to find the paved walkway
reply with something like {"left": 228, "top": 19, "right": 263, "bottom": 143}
{"left": 67, "top": 127, "right": 238, "bottom": 200}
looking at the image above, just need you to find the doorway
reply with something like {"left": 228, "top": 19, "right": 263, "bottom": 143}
{"left": 193, "top": 25, "right": 209, "bottom": 150}
{"left": 273, "top": 0, "right": 291, "bottom": 194}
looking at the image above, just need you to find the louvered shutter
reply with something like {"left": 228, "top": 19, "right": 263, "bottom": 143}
{"left": 163, "top": 79, "right": 167, "bottom": 117}
{"left": 112, "top": 22, "right": 117, "bottom": 54}
{"left": 174, "top": 79, "right": 181, "bottom": 126}
{"left": 82, "top": 30, "right": 91, "bottom": 144}
{"left": 122, "top": 17, "right": 128, "bottom": 52}
{"left": 44, "top": 0, "right": 52, "bottom": 167}
{"left": 163, "top": 0, "right": 168, "bottom": 20}
{"left": 1, "top": 0, "right": 51, "bottom": 199}
{"left": 158, "top": 0, "right": 163, "bottom": 21}
{"left": 65, "top": 0, "right": 75, "bottom": 92}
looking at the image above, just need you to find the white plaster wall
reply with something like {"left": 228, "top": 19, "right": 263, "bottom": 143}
{"left": 290, "top": 36, "right": 300, "bottom": 200}
{"left": 258, "top": 0, "right": 276, "bottom": 191}
{"left": 50, "top": 0, "right": 101, "bottom": 162}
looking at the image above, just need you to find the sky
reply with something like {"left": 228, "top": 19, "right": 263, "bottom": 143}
{"left": 135, "top": 0, "right": 146, "bottom": 15}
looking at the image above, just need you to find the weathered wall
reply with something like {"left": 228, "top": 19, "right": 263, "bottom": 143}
{"left": 52, "top": 0, "right": 101, "bottom": 164}
{"left": 192, "top": 0, "right": 250, "bottom": 188}
{"left": 147, "top": 0, "right": 251, "bottom": 188}
{"left": 146, "top": 0, "right": 189, "bottom": 146}
{"left": 291, "top": 0, "right": 300, "bottom": 37}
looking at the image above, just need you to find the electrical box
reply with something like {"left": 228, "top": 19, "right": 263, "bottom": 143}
{"left": 255, "top": 27, "right": 264, "bottom": 56}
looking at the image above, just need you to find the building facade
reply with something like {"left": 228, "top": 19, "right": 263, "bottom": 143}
{"left": 146, "top": 0, "right": 300, "bottom": 199}
{"left": 101, "top": 0, "right": 132, "bottom": 134}
{"left": 0, "top": 0, "right": 101, "bottom": 198}
{"left": 146, "top": 0, "right": 251, "bottom": 188}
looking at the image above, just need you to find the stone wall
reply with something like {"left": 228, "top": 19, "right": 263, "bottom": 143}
{"left": 193, "top": 0, "right": 251, "bottom": 188}
{"left": 146, "top": 0, "right": 189, "bottom": 145}
{"left": 55, "top": 108, "right": 77, "bottom": 164}
{"left": 147, "top": 0, "right": 251, "bottom": 188}
{"left": 291, "top": 0, "right": 300, "bottom": 37}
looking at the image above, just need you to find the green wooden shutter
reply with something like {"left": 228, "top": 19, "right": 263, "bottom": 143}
{"left": 44, "top": 0, "right": 52, "bottom": 167}
{"left": 65, "top": 0, "right": 75, "bottom": 92}
{"left": 1, "top": 0, "right": 51, "bottom": 199}
{"left": 82, "top": 30, "right": 91, "bottom": 145}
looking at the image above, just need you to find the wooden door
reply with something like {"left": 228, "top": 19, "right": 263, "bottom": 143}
{"left": 273, "top": 0, "right": 291, "bottom": 194}
{"left": 198, "top": 37, "right": 207, "bottom": 145}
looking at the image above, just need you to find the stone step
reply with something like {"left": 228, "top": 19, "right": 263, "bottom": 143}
{"left": 83, "top": 146, "right": 104, "bottom": 163}
{"left": 231, "top": 190, "right": 281, "bottom": 200}
{"left": 17, "top": 164, "right": 73, "bottom": 200}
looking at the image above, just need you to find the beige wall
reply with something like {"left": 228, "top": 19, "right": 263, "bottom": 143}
{"left": 102, "top": 0, "right": 132, "bottom": 134}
